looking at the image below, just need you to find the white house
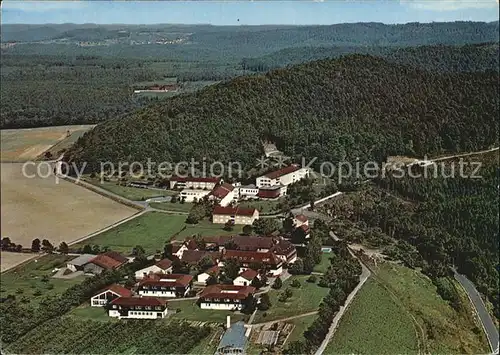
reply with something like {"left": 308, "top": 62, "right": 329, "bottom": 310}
{"left": 196, "top": 265, "right": 220, "bottom": 284}
{"left": 209, "top": 183, "right": 237, "bottom": 207}
{"left": 179, "top": 188, "right": 211, "bottom": 203}
{"left": 90, "top": 284, "right": 133, "bottom": 307}
{"left": 199, "top": 285, "right": 256, "bottom": 311}
{"left": 212, "top": 206, "right": 259, "bottom": 225}
{"left": 137, "top": 274, "right": 193, "bottom": 298}
{"left": 293, "top": 214, "right": 309, "bottom": 228}
{"left": 134, "top": 259, "right": 173, "bottom": 280}
{"left": 108, "top": 297, "right": 168, "bottom": 319}
{"left": 256, "top": 164, "right": 309, "bottom": 188}
{"left": 233, "top": 269, "right": 259, "bottom": 287}
{"left": 237, "top": 184, "right": 259, "bottom": 200}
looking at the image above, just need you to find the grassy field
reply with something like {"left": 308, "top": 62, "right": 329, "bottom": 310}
{"left": 240, "top": 199, "right": 283, "bottom": 214}
{"left": 1, "top": 125, "right": 94, "bottom": 162}
{"left": 83, "top": 178, "right": 176, "bottom": 201}
{"left": 284, "top": 314, "right": 318, "bottom": 345}
{"left": 313, "top": 253, "right": 332, "bottom": 274}
{"left": 169, "top": 300, "right": 248, "bottom": 323}
{"left": 66, "top": 303, "right": 115, "bottom": 322}
{"left": 252, "top": 276, "right": 328, "bottom": 323}
{"left": 325, "top": 277, "right": 418, "bottom": 354}
{"left": 0, "top": 254, "right": 86, "bottom": 306}
{"left": 71, "top": 212, "right": 243, "bottom": 253}
{"left": 71, "top": 212, "right": 187, "bottom": 253}
{"left": 150, "top": 201, "right": 193, "bottom": 213}
{"left": 372, "top": 263, "right": 489, "bottom": 354}
{"left": 1, "top": 163, "right": 137, "bottom": 270}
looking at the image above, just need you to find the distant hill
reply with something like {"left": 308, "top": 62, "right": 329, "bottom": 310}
{"left": 66, "top": 55, "right": 499, "bottom": 173}
{"left": 241, "top": 43, "right": 500, "bottom": 73}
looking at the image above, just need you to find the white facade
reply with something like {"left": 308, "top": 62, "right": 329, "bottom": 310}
{"left": 170, "top": 180, "right": 218, "bottom": 190}
{"left": 237, "top": 185, "right": 259, "bottom": 200}
{"left": 90, "top": 290, "right": 125, "bottom": 307}
{"left": 135, "top": 265, "right": 172, "bottom": 280}
{"left": 138, "top": 289, "right": 178, "bottom": 298}
{"left": 179, "top": 188, "right": 211, "bottom": 202}
{"left": 108, "top": 309, "right": 168, "bottom": 319}
{"left": 212, "top": 210, "right": 259, "bottom": 225}
{"left": 233, "top": 276, "right": 253, "bottom": 287}
{"left": 218, "top": 189, "right": 237, "bottom": 207}
{"left": 197, "top": 272, "right": 211, "bottom": 284}
{"left": 200, "top": 302, "right": 244, "bottom": 311}
{"left": 256, "top": 167, "right": 309, "bottom": 188}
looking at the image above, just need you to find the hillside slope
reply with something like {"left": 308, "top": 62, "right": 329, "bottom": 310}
{"left": 66, "top": 55, "right": 499, "bottom": 172}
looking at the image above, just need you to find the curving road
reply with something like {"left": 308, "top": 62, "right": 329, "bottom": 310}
{"left": 453, "top": 269, "right": 499, "bottom": 355}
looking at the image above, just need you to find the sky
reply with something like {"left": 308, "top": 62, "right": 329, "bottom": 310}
{"left": 1, "top": 0, "right": 499, "bottom": 25}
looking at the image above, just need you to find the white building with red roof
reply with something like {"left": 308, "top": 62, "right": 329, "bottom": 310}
{"left": 179, "top": 188, "right": 211, "bottom": 203}
{"left": 233, "top": 269, "right": 259, "bottom": 287}
{"left": 108, "top": 297, "right": 168, "bottom": 319}
{"left": 199, "top": 285, "right": 256, "bottom": 310}
{"left": 91, "top": 284, "right": 133, "bottom": 307}
{"left": 256, "top": 164, "right": 309, "bottom": 188}
{"left": 196, "top": 265, "right": 220, "bottom": 284}
{"left": 169, "top": 176, "right": 220, "bottom": 190}
{"left": 293, "top": 214, "right": 309, "bottom": 228}
{"left": 137, "top": 274, "right": 193, "bottom": 298}
{"left": 209, "top": 182, "right": 237, "bottom": 207}
{"left": 134, "top": 258, "right": 173, "bottom": 280}
{"left": 212, "top": 206, "right": 259, "bottom": 225}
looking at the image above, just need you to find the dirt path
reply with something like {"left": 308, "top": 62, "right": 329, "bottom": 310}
{"left": 430, "top": 147, "right": 498, "bottom": 162}
{"left": 251, "top": 311, "right": 320, "bottom": 327}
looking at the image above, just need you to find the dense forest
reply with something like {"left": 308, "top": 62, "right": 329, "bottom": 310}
{"left": 65, "top": 55, "right": 499, "bottom": 173}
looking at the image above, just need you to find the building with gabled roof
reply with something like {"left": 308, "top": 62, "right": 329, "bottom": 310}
{"left": 215, "top": 321, "right": 247, "bottom": 355}
{"left": 137, "top": 274, "right": 193, "bottom": 298}
{"left": 256, "top": 164, "right": 309, "bottom": 189}
{"left": 169, "top": 176, "right": 220, "bottom": 190}
{"left": 212, "top": 206, "right": 259, "bottom": 225}
{"left": 135, "top": 258, "right": 173, "bottom": 280}
{"left": 83, "top": 251, "right": 128, "bottom": 275}
{"left": 108, "top": 297, "right": 168, "bottom": 319}
{"left": 196, "top": 265, "right": 220, "bottom": 284}
{"left": 180, "top": 250, "right": 222, "bottom": 265}
{"left": 209, "top": 182, "right": 237, "bottom": 207}
{"left": 199, "top": 284, "right": 256, "bottom": 310}
{"left": 222, "top": 250, "right": 283, "bottom": 276}
{"left": 66, "top": 254, "right": 95, "bottom": 272}
{"left": 233, "top": 269, "right": 259, "bottom": 287}
{"left": 91, "top": 284, "right": 133, "bottom": 307}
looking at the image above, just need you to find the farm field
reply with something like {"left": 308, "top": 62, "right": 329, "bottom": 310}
{"left": 169, "top": 299, "right": 248, "bottom": 323}
{"left": 5, "top": 316, "right": 211, "bottom": 354}
{"left": 0, "top": 125, "right": 94, "bottom": 162}
{"left": 0, "top": 163, "right": 137, "bottom": 270}
{"left": 252, "top": 276, "right": 328, "bottom": 323}
{"left": 71, "top": 211, "right": 245, "bottom": 254}
{"left": 0, "top": 254, "right": 86, "bottom": 306}
{"left": 0, "top": 251, "right": 36, "bottom": 272}
{"left": 373, "top": 262, "right": 489, "bottom": 354}
{"left": 325, "top": 277, "right": 418, "bottom": 354}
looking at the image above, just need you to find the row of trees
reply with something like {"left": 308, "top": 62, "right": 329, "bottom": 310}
{"left": 1, "top": 237, "right": 68, "bottom": 254}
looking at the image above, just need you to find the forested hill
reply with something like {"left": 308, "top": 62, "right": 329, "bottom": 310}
{"left": 241, "top": 42, "right": 500, "bottom": 73}
{"left": 66, "top": 55, "right": 499, "bottom": 173}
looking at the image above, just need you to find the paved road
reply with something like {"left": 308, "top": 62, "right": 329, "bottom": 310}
{"left": 453, "top": 270, "right": 499, "bottom": 355}
{"left": 314, "top": 259, "right": 371, "bottom": 355}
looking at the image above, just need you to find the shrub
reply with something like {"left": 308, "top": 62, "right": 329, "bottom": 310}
{"left": 307, "top": 275, "right": 317, "bottom": 283}
{"left": 291, "top": 279, "right": 302, "bottom": 288}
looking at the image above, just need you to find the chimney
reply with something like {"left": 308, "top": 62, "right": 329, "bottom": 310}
{"left": 226, "top": 315, "right": 231, "bottom": 329}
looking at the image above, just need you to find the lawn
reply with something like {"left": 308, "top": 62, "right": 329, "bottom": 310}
{"left": 169, "top": 299, "right": 248, "bottom": 323}
{"left": 313, "top": 253, "right": 332, "bottom": 274}
{"left": 284, "top": 314, "right": 318, "bottom": 345}
{"left": 66, "top": 303, "right": 116, "bottom": 322}
{"left": 252, "top": 276, "right": 328, "bottom": 323}
{"left": 325, "top": 277, "right": 418, "bottom": 354}
{"left": 0, "top": 254, "right": 86, "bottom": 306}
{"left": 240, "top": 199, "right": 283, "bottom": 214}
{"left": 373, "top": 263, "right": 489, "bottom": 354}
{"left": 72, "top": 212, "right": 187, "bottom": 253}
{"left": 84, "top": 179, "right": 175, "bottom": 201}
{"left": 71, "top": 212, "right": 244, "bottom": 254}
{"left": 150, "top": 201, "right": 193, "bottom": 213}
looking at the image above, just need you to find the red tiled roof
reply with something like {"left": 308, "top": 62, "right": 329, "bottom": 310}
{"left": 210, "top": 183, "right": 235, "bottom": 199}
{"left": 90, "top": 254, "right": 125, "bottom": 270}
{"left": 295, "top": 214, "right": 308, "bottom": 223}
{"left": 257, "top": 188, "right": 282, "bottom": 198}
{"left": 232, "top": 236, "right": 275, "bottom": 251}
{"left": 94, "top": 284, "right": 133, "bottom": 298}
{"left": 180, "top": 250, "right": 221, "bottom": 264}
{"left": 239, "top": 269, "right": 258, "bottom": 280}
{"left": 299, "top": 224, "right": 310, "bottom": 233}
{"left": 155, "top": 258, "right": 173, "bottom": 270}
{"left": 102, "top": 251, "right": 129, "bottom": 264}
{"left": 213, "top": 206, "right": 257, "bottom": 217}
{"left": 170, "top": 176, "right": 220, "bottom": 183}
{"left": 264, "top": 164, "right": 301, "bottom": 179}
{"left": 271, "top": 240, "right": 296, "bottom": 256}
{"left": 140, "top": 274, "right": 193, "bottom": 288}
{"left": 223, "top": 250, "right": 281, "bottom": 266}
{"left": 200, "top": 285, "right": 256, "bottom": 300}
{"left": 202, "top": 265, "right": 220, "bottom": 275}
{"left": 110, "top": 296, "right": 167, "bottom": 307}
